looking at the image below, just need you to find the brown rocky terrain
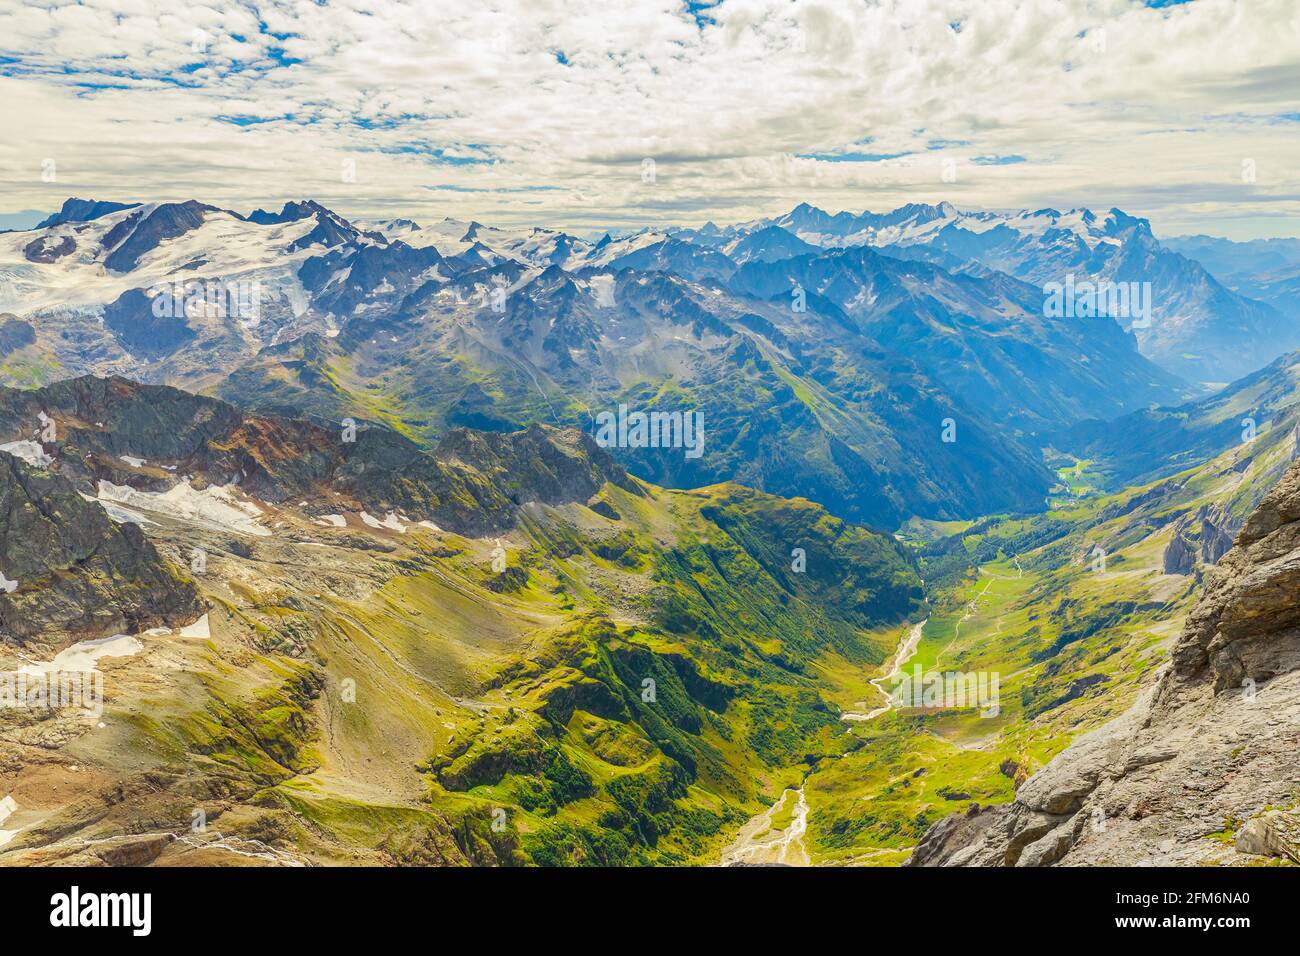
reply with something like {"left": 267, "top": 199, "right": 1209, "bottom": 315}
{"left": 909, "top": 459, "right": 1300, "bottom": 866}
{"left": 0, "top": 375, "right": 637, "bottom": 538}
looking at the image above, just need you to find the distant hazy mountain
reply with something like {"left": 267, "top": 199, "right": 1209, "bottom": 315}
{"left": 219, "top": 259, "right": 1064, "bottom": 527}
{"left": 1164, "top": 234, "right": 1300, "bottom": 281}
{"left": 720, "top": 225, "right": 821, "bottom": 265}
{"left": 0, "top": 209, "right": 52, "bottom": 232}
{"left": 1065, "top": 349, "right": 1300, "bottom": 488}
{"left": 727, "top": 243, "right": 1183, "bottom": 434}
{"left": 1164, "top": 234, "right": 1300, "bottom": 332}
{"left": 729, "top": 203, "right": 1298, "bottom": 385}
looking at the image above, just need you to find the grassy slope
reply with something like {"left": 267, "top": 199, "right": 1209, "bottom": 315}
{"left": 92, "top": 475, "right": 923, "bottom": 867}
{"left": 22, "top": 383, "right": 1295, "bottom": 866}
{"left": 85, "top": 420, "right": 1287, "bottom": 867}
{"left": 410, "top": 482, "right": 925, "bottom": 865}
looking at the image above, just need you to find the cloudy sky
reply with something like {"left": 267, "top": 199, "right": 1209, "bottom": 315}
{"left": 1, "top": 0, "right": 1297, "bottom": 238}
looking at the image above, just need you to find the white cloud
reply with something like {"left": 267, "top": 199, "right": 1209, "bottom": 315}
{"left": 0, "top": 0, "right": 1297, "bottom": 238}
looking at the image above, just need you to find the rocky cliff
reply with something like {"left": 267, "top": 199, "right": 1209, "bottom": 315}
{"left": 909, "top": 459, "right": 1300, "bottom": 866}
{"left": 1161, "top": 502, "right": 1238, "bottom": 576}
{"left": 0, "top": 450, "right": 199, "bottom": 646}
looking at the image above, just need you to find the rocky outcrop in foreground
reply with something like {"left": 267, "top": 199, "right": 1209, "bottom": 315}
{"left": 909, "top": 460, "right": 1300, "bottom": 866}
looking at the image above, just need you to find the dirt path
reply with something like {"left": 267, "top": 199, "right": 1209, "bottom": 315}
{"left": 935, "top": 578, "right": 994, "bottom": 664}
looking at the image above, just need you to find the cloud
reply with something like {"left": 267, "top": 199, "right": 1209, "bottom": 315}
{"left": 0, "top": 0, "right": 1297, "bottom": 238}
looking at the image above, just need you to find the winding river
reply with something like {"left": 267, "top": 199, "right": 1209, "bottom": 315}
{"left": 720, "top": 618, "right": 928, "bottom": 865}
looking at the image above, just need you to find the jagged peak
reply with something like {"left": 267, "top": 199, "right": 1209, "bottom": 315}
{"left": 35, "top": 198, "right": 141, "bottom": 230}
{"left": 246, "top": 198, "right": 348, "bottom": 226}
{"left": 1103, "top": 207, "right": 1153, "bottom": 234}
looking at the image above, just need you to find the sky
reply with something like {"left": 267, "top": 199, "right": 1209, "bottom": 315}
{"left": 1, "top": 0, "right": 1298, "bottom": 239}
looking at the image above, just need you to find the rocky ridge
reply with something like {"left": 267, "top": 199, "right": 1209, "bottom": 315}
{"left": 0, "top": 375, "right": 635, "bottom": 538}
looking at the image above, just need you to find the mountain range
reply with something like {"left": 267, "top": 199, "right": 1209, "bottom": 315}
{"left": 685, "top": 203, "right": 1299, "bottom": 384}
{"left": 5, "top": 196, "right": 1251, "bottom": 528}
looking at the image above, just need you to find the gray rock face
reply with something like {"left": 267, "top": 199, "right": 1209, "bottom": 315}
{"left": 1162, "top": 504, "right": 1239, "bottom": 575}
{"left": 102, "top": 200, "right": 215, "bottom": 273}
{"left": 0, "top": 451, "right": 200, "bottom": 646}
{"left": 22, "top": 235, "right": 75, "bottom": 264}
{"left": 34, "top": 197, "right": 139, "bottom": 230}
{"left": 909, "top": 458, "right": 1300, "bottom": 866}
{"left": 1199, "top": 508, "right": 1236, "bottom": 564}
{"left": 1162, "top": 531, "right": 1195, "bottom": 575}
{"left": 1234, "top": 810, "right": 1300, "bottom": 863}
{"left": 903, "top": 802, "right": 1006, "bottom": 867}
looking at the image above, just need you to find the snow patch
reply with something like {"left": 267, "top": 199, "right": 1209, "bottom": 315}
{"left": 315, "top": 514, "right": 347, "bottom": 527}
{"left": 359, "top": 511, "right": 407, "bottom": 533}
{"left": 588, "top": 274, "right": 616, "bottom": 308}
{"left": 96, "top": 480, "right": 270, "bottom": 536}
{"left": 178, "top": 614, "right": 210, "bottom": 639}
{"left": 0, "top": 440, "right": 53, "bottom": 468}
{"left": 17, "top": 633, "right": 143, "bottom": 676}
{"left": 119, "top": 455, "right": 146, "bottom": 468}
{"left": 0, "top": 794, "right": 18, "bottom": 847}
{"left": 82, "top": 491, "right": 156, "bottom": 527}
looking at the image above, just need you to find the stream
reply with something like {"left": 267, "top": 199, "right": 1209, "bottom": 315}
{"left": 841, "top": 618, "right": 928, "bottom": 722}
{"left": 720, "top": 618, "right": 928, "bottom": 865}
